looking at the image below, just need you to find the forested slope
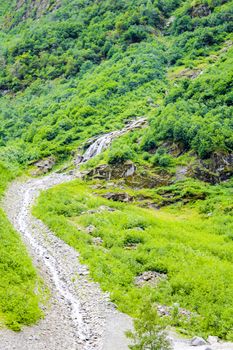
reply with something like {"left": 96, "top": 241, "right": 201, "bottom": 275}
{"left": 0, "top": 0, "right": 232, "bottom": 166}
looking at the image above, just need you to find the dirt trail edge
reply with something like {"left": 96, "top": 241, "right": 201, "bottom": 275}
{"left": 0, "top": 173, "right": 131, "bottom": 350}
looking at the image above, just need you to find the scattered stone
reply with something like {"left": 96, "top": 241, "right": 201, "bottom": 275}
{"left": 92, "top": 237, "right": 103, "bottom": 246}
{"left": 124, "top": 243, "right": 138, "bottom": 250}
{"left": 98, "top": 205, "right": 115, "bottom": 212}
{"left": 175, "top": 166, "right": 188, "bottom": 181}
{"left": 103, "top": 192, "right": 134, "bottom": 202}
{"left": 207, "top": 336, "right": 218, "bottom": 344}
{"left": 157, "top": 304, "right": 192, "bottom": 318}
{"left": 134, "top": 271, "right": 166, "bottom": 287}
{"left": 86, "top": 225, "right": 96, "bottom": 234}
{"left": 90, "top": 184, "right": 103, "bottom": 189}
{"left": 106, "top": 182, "right": 115, "bottom": 188}
{"left": 134, "top": 227, "right": 144, "bottom": 231}
{"left": 191, "top": 336, "right": 207, "bottom": 346}
{"left": 84, "top": 205, "right": 116, "bottom": 215}
{"left": 124, "top": 161, "right": 136, "bottom": 177}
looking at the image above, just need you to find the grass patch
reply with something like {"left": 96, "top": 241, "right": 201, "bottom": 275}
{"left": 34, "top": 178, "right": 233, "bottom": 340}
{"left": 0, "top": 162, "right": 43, "bottom": 330}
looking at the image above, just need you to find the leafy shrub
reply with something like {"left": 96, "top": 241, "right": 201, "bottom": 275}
{"left": 123, "top": 234, "right": 144, "bottom": 246}
{"left": 126, "top": 300, "right": 171, "bottom": 350}
{"left": 108, "top": 143, "right": 134, "bottom": 164}
{"left": 151, "top": 153, "right": 173, "bottom": 167}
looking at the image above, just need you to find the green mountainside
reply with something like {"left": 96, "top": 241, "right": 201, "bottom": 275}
{"left": 0, "top": 0, "right": 232, "bottom": 165}
{"left": 0, "top": 0, "right": 233, "bottom": 339}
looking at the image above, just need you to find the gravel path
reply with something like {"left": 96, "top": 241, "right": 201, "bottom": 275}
{"left": 0, "top": 173, "right": 131, "bottom": 350}
{"left": 1, "top": 172, "right": 233, "bottom": 350}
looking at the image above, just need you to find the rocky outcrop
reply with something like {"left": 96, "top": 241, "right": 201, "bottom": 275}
{"left": 103, "top": 192, "right": 134, "bottom": 203}
{"left": 190, "top": 152, "right": 233, "bottom": 184}
{"left": 85, "top": 161, "right": 136, "bottom": 180}
{"left": 83, "top": 206, "right": 115, "bottom": 215}
{"left": 31, "top": 156, "right": 56, "bottom": 175}
{"left": 85, "top": 161, "right": 172, "bottom": 188}
{"left": 173, "top": 68, "right": 203, "bottom": 80}
{"left": 15, "top": 0, "right": 61, "bottom": 20}
{"left": 189, "top": 4, "right": 211, "bottom": 18}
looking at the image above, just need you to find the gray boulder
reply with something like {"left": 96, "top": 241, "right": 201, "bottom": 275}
{"left": 86, "top": 225, "right": 96, "bottom": 234}
{"left": 191, "top": 336, "right": 207, "bottom": 346}
{"left": 207, "top": 336, "right": 218, "bottom": 344}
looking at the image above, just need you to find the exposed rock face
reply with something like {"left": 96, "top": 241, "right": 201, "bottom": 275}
{"left": 134, "top": 271, "right": 166, "bottom": 287}
{"left": 85, "top": 161, "right": 136, "bottom": 180}
{"left": 190, "top": 152, "right": 233, "bottom": 184}
{"left": 31, "top": 157, "right": 56, "bottom": 175}
{"left": 175, "top": 166, "right": 188, "bottom": 181}
{"left": 103, "top": 192, "right": 134, "bottom": 203}
{"left": 174, "top": 68, "right": 203, "bottom": 80}
{"left": 15, "top": 0, "right": 61, "bottom": 20}
{"left": 126, "top": 170, "right": 172, "bottom": 189}
{"left": 189, "top": 4, "right": 211, "bottom": 18}
{"left": 85, "top": 161, "right": 172, "bottom": 189}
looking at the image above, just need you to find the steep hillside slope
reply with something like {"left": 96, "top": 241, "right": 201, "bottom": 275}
{"left": 0, "top": 0, "right": 232, "bottom": 339}
{"left": 0, "top": 0, "right": 232, "bottom": 168}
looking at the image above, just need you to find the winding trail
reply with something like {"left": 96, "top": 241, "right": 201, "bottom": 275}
{"left": 0, "top": 173, "right": 131, "bottom": 350}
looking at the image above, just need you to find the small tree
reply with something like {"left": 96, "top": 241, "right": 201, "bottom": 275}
{"left": 126, "top": 301, "right": 172, "bottom": 350}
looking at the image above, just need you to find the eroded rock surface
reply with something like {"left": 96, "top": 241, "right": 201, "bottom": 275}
{"left": 190, "top": 152, "right": 233, "bottom": 184}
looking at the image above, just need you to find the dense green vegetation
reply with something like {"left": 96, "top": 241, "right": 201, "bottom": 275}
{"left": 0, "top": 0, "right": 232, "bottom": 164}
{"left": 34, "top": 178, "right": 233, "bottom": 339}
{"left": 0, "top": 163, "right": 42, "bottom": 330}
{"left": 0, "top": 0, "right": 232, "bottom": 339}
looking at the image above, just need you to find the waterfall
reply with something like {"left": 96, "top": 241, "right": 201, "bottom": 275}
{"left": 76, "top": 117, "right": 147, "bottom": 164}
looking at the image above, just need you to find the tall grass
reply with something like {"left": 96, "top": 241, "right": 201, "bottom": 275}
{"left": 34, "top": 179, "right": 233, "bottom": 340}
{"left": 0, "top": 163, "right": 42, "bottom": 330}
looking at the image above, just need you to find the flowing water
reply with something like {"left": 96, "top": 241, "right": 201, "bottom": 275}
{"left": 80, "top": 117, "right": 147, "bottom": 163}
